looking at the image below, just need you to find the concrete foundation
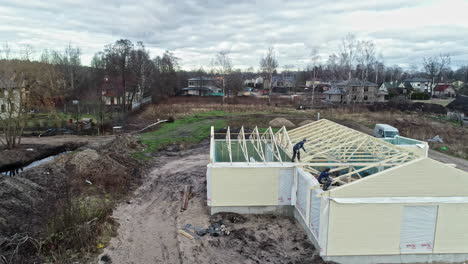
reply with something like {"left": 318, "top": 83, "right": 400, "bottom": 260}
{"left": 210, "top": 205, "right": 294, "bottom": 216}
{"left": 293, "top": 208, "right": 321, "bottom": 251}
{"left": 323, "top": 253, "right": 468, "bottom": 264}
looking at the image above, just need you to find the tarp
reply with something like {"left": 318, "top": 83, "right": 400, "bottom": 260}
{"left": 278, "top": 169, "right": 293, "bottom": 205}
{"left": 310, "top": 189, "right": 322, "bottom": 239}
{"left": 400, "top": 206, "right": 437, "bottom": 254}
{"left": 206, "top": 165, "right": 212, "bottom": 206}
{"left": 296, "top": 170, "right": 308, "bottom": 218}
{"left": 330, "top": 197, "right": 468, "bottom": 204}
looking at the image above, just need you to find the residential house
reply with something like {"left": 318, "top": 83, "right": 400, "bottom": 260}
{"left": 446, "top": 94, "right": 468, "bottom": 123}
{"left": 323, "top": 87, "right": 344, "bottom": 103}
{"left": 402, "top": 78, "right": 432, "bottom": 93}
{"left": 453, "top": 80, "right": 464, "bottom": 89}
{"left": 306, "top": 81, "right": 332, "bottom": 100}
{"left": 434, "top": 84, "right": 456, "bottom": 98}
{"left": 271, "top": 75, "right": 295, "bottom": 94}
{"left": 334, "top": 79, "right": 386, "bottom": 103}
{"left": 101, "top": 76, "right": 148, "bottom": 110}
{"left": 244, "top": 77, "right": 264, "bottom": 89}
{"left": 0, "top": 78, "right": 28, "bottom": 119}
{"left": 180, "top": 77, "right": 223, "bottom": 96}
{"left": 379, "top": 81, "right": 412, "bottom": 97}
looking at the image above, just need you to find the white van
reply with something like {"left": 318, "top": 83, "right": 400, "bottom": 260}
{"left": 373, "top": 124, "right": 399, "bottom": 139}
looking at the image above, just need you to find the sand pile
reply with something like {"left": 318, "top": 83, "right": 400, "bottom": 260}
{"left": 268, "top": 118, "right": 295, "bottom": 128}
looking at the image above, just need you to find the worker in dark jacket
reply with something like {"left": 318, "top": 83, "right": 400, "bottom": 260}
{"left": 292, "top": 139, "right": 307, "bottom": 162}
{"left": 318, "top": 168, "right": 332, "bottom": 190}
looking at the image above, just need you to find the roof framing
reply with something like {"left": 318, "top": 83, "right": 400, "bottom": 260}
{"left": 211, "top": 119, "right": 418, "bottom": 187}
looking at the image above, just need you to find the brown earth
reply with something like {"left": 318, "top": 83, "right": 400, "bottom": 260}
{"left": 0, "top": 135, "right": 145, "bottom": 263}
{"left": 99, "top": 141, "right": 324, "bottom": 264}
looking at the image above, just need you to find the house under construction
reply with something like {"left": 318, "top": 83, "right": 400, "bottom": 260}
{"left": 206, "top": 119, "right": 468, "bottom": 264}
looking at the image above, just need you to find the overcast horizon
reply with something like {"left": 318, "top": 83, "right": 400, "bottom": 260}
{"left": 1, "top": 0, "right": 468, "bottom": 71}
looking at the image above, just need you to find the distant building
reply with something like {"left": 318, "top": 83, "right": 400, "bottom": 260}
{"left": 101, "top": 76, "right": 148, "bottom": 110}
{"left": 402, "top": 78, "right": 432, "bottom": 93}
{"left": 0, "top": 78, "right": 28, "bottom": 118}
{"left": 244, "top": 77, "right": 264, "bottom": 89}
{"left": 334, "top": 79, "right": 386, "bottom": 103}
{"left": 180, "top": 77, "right": 223, "bottom": 96}
{"left": 446, "top": 95, "right": 468, "bottom": 124}
{"left": 271, "top": 75, "right": 295, "bottom": 93}
{"left": 323, "top": 87, "right": 344, "bottom": 103}
{"left": 434, "top": 84, "right": 456, "bottom": 98}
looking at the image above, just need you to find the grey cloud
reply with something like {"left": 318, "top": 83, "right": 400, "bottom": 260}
{"left": 0, "top": 0, "right": 467, "bottom": 69}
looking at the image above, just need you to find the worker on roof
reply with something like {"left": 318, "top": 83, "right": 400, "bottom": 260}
{"left": 292, "top": 139, "right": 307, "bottom": 162}
{"left": 318, "top": 168, "right": 332, "bottom": 191}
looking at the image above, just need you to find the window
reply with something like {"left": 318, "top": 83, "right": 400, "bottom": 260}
{"left": 364, "top": 87, "right": 368, "bottom": 92}
{"left": 353, "top": 95, "right": 357, "bottom": 100}
{"left": 417, "top": 83, "right": 421, "bottom": 86}
{"left": 352, "top": 87, "right": 357, "bottom": 92}
{"left": 188, "top": 81, "right": 195, "bottom": 86}
{"left": 1, "top": 104, "right": 5, "bottom": 113}
{"left": 364, "top": 95, "right": 368, "bottom": 101}
{"left": 0, "top": 89, "right": 4, "bottom": 98}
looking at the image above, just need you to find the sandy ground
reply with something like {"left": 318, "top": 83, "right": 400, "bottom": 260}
{"left": 99, "top": 142, "right": 320, "bottom": 264}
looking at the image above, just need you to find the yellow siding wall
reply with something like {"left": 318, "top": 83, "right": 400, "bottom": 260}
{"left": 210, "top": 167, "right": 279, "bottom": 206}
{"left": 330, "top": 158, "right": 468, "bottom": 198}
{"left": 327, "top": 202, "right": 402, "bottom": 256}
{"left": 434, "top": 204, "right": 468, "bottom": 253}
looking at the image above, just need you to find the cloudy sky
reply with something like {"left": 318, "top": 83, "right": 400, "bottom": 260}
{"left": 1, "top": 0, "right": 468, "bottom": 70}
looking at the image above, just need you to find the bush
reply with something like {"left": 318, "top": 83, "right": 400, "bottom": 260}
{"left": 41, "top": 196, "right": 116, "bottom": 262}
{"left": 410, "top": 92, "right": 431, "bottom": 100}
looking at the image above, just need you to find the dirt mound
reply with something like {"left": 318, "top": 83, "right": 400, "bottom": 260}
{"left": 0, "top": 135, "right": 145, "bottom": 262}
{"left": 68, "top": 149, "right": 100, "bottom": 173}
{"left": 298, "top": 120, "right": 314, "bottom": 127}
{"left": 269, "top": 118, "right": 295, "bottom": 128}
{"left": 368, "top": 102, "right": 447, "bottom": 114}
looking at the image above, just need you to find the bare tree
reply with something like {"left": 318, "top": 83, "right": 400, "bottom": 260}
{"left": 20, "top": 44, "right": 34, "bottom": 61}
{"left": 212, "top": 50, "right": 232, "bottom": 104}
{"left": 1, "top": 41, "right": 11, "bottom": 60}
{"left": 339, "top": 33, "right": 357, "bottom": 80}
{"left": 0, "top": 69, "right": 28, "bottom": 149}
{"left": 423, "top": 54, "right": 451, "bottom": 93}
{"left": 260, "top": 47, "right": 278, "bottom": 104}
{"left": 356, "top": 40, "right": 376, "bottom": 81}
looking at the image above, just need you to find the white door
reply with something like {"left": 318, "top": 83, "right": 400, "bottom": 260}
{"left": 400, "top": 205, "right": 438, "bottom": 254}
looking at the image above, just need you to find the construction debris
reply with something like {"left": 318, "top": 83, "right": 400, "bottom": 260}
{"left": 180, "top": 185, "right": 192, "bottom": 211}
{"left": 177, "top": 229, "right": 195, "bottom": 240}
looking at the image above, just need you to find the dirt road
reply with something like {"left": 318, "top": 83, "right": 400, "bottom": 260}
{"left": 100, "top": 142, "right": 319, "bottom": 264}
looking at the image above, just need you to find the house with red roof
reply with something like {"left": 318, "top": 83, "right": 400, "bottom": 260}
{"left": 433, "top": 84, "right": 456, "bottom": 98}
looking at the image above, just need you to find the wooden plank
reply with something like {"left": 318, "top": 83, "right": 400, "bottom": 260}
{"left": 181, "top": 185, "right": 192, "bottom": 211}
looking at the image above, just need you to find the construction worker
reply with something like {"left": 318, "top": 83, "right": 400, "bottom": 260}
{"left": 292, "top": 139, "right": 307, "bottom": 162}
{"left": 318, "top": 168, "right": 332, "bottom": 190}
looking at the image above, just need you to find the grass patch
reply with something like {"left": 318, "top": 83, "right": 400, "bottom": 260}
{"left": 41, "top": 196, "right": 116, "bottom": 263}
{"left": 135, "top": 111, "right": 229, "bottom": 159}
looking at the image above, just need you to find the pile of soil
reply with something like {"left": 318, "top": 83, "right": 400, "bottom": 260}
{"left": 298, "top": 120, "right": 314, "bottom": 127}
{"left": 0, "top": 135, "right": 145, "bottom": 262}
{"left": 269, "top": 118, "right": 296, "bottom": 128}
{"left": 367, "top": 102, "right": 447, "bottom": 114}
